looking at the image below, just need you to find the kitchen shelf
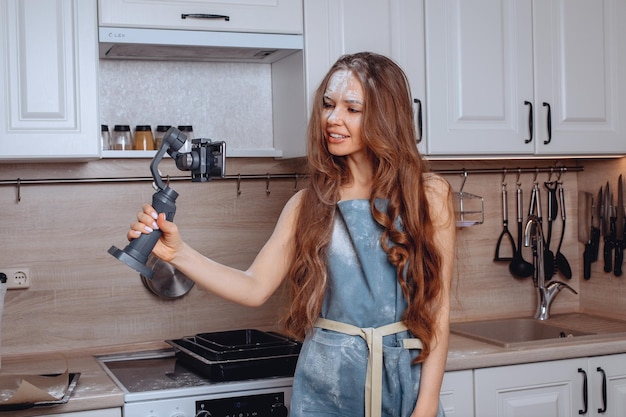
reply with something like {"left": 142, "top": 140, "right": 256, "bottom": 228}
{"left": 101, "top": 148, "right": 283, "bottom": 159}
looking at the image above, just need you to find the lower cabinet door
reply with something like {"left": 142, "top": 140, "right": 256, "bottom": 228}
{"left": 474, "top": 358, "right": 587, "bottom": 417}
{"left": 440, "top": 370, "right": 474, "bottom": 417}
{"left": 589, "top": 353, "right": 626, "bottom": 417}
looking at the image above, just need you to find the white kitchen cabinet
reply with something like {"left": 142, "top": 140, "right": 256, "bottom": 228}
{"left": 473, "top": 353, "right": 626, "bottom": 416}
{"left": 0, "top": 0, "right": 100, "bottom": 161}
{"left": 38, "top": 408, "right": 121, "bottom": 417}
{"left": 440, "top": 370, "right": 474, "bottom": 417}
{"left": 588, "top": 354, "right": 626, "bottom": 417}
{"left": 99, "top": 0, "right": 302, "bottom": 35}
{"left": 424, "top": 0, "right": 626, "bottom": 157}
{"left": 303, "top": 0, "right": 428, "bottom": 154}
{"left": 474, "top": 357, "right": 588, "bottom": 416}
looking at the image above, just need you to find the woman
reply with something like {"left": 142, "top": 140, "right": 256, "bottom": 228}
{"left": 128, "top": 52, "right": 455, "bottom": 417}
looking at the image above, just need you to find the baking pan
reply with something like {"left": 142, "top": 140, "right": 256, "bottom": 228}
{"left": 188, "top": 330, "right": 300, "bottom": 360}
{"left": 0, "top": 372, "right": 80, "bottom": 411}
{"left": 196, "top": 329, "right": 290, "bottom": 350}
{"left": 167, "top": 336, "right": 300, "bottom": 381}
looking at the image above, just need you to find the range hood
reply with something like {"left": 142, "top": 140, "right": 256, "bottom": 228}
{"left": 99, "top": 27, "right": 303, "bottom": 63}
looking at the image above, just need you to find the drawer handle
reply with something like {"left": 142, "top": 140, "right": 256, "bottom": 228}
{"left": 413, "top": 98, "right": 423, "bottom": 144}
{"left": 543, "top": 102, "right": 552, "bottom": 145}
{"left": 597, "top": 367, "right": 607, "bottom": 413}
{"left": 524, "top": 101, "right": 533, "bottom": 144}
{"left": 181, "top": 14, "right": 230, "bottom": 21}
{"left": 579, "top": 368, "right": 588, "bottom": 415}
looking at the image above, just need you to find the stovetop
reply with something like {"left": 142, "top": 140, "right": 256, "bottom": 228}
{"left": 99, "top": 349, "right": 208, "bottom": 393}
{"left": 96, "top": 348, "right": 294, "bottom": 402}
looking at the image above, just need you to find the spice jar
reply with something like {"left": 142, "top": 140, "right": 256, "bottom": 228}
{"left": 177, "top": 125, "right": 194, "bottom": 152}
{"left": 134, "top": 125, "right": 155, "bottom": 151}
{"left": 101, "top": 125, "right": 112, "bottom": 150}
{"left": 112, "top": 125, "right": 133, "bottom": 150}
{"left": 154, "top": 125, "right": 171, "bottom": 150}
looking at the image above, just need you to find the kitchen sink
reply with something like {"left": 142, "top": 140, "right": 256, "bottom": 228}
{"left": 450, "top": 317, "right": 595, "bottom": 348}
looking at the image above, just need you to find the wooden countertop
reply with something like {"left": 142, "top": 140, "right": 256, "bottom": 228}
{"left": 1, "top": 341, "right": 169, "bottom": 417}
{"left": 3, "top": 313, "right": 626, "bottom": 416}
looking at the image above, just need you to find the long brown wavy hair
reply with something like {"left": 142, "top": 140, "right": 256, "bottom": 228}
{"left": 283, "top": 52, "right": 448, "bottom": 363}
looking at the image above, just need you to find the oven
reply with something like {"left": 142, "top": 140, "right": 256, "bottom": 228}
{"left": 96, "top": 330, "right": 300, "bottom": 417}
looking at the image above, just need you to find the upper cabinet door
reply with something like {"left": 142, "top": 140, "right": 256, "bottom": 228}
{"left": 424, "top": 0, "right": 535, "bottom": 156}
{"left": 99, "top": 0, "right": 303, "bottom": 34}
{"left": 304, "top": 0, "right": 427, "bottom": 154}
{"left": 0, "top": 0, "right": 100, "bottom": 160}
{"left": 424, "top": 0, "right": 626, "bottom": 157}
{"left": 533, "top": 0, "right": 626, "bottom": 156}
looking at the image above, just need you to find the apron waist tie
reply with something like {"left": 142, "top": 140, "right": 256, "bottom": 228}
{"left": 314, "top": 318, "right": 423, "bottom": 417}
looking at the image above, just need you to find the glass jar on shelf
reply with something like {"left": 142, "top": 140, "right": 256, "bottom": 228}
{"left": 101, "top": 125, "right": 112, "bottom": 150}
{"left": 112, "top": 125, "right": 133, "bottom": 150}
{"left": 154, "top": 125, "right": 171, "bottom": 150}
{"left": 133, "top": 125, "right": 155, "bottom": 151}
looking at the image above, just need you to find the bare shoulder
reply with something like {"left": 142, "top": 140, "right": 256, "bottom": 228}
{"left": 422, "top": 173, "right": 452, "bottom": 200}
{"left": 274, "top": 189, "right": 306, "bottom": 227}
{"left": 422, "top": 173, "right": 454, "bottom": 225}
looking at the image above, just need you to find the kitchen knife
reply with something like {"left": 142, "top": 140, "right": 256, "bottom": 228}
{"left": 590, "top": 187, "right": 602, "bottom": 262}
{"left": 578, "top": 191, "right": 593, "bottom": 279}
{"left": 615, "top": 175, "right": 624, "bottom": 276}
{"left": 602, "top": 182, "right": 614, "bottom": 273}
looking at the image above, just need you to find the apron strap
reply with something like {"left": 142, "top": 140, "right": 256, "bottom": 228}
{"left": 314, "top": 318, "right": 423, "bottom": 417}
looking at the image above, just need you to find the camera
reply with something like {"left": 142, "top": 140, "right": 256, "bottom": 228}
{"left": 173, "top": 138, "right": 226, "bottom": 182}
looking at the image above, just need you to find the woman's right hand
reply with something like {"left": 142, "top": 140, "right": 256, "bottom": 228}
{"left": 127, "top": 203, "right": 184, "bottom": 263}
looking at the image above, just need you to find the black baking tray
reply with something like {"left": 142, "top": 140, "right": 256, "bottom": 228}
{"left": 188, "top": 329, "right": 300, "bottom": 360}
{"left": 0, "top": 372, "right": 80, "bottom": 411}
{"left": 196, "top": 329, "right": 289, "bottom": 350}
{"left": 167, "top": 330, "right": 301, "bottom": 381}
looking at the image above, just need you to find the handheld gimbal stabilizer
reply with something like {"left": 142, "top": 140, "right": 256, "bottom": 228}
{"left": 108, "top": 127, "right": 225, "bottom": 279}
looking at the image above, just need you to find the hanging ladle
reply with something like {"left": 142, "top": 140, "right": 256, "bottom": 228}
{"left": 509, "top": 176, "right": 534, "bottom": 278}
{"left": 544, "top": 177, "right": 559, "bottom": 278}
{"left": 494, "top": 174, "right": 515, "bottom": 261}
{"left": 554, "top": 180, "right": 572, "bottom": 278}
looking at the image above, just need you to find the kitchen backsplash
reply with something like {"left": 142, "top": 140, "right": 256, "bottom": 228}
{"left": 2, "top": 156, "right": 625, "bottom": 356}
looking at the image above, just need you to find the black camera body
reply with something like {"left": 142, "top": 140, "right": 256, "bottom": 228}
{"left": 172, "top": 138, "right": 226, "bottom": 182}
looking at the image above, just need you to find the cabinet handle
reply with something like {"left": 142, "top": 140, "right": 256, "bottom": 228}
{"left": 579, "top": 368, "right": 588, "bottom": 415}
{"left": 181, "top": 14, "right": 230, "bottom": 21}
{"left": 413, "top": 98, "right": 423, "bottom": 144}
{"left": 597, "top": 367, "right": 607, "bottom": 413}
{"left": 524, "top": 101, "right": 533, "bottom": 144}
{"left": 543, "top": 102, "right": 552, "bottom": 145}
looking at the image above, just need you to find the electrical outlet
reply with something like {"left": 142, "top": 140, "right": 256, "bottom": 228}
{"left": 0, "top": 268, "right": 31, "bottom": 289}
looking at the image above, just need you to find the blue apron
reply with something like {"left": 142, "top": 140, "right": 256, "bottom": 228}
{"left": 289, "top": 199, "right": 445, "bottom": 417}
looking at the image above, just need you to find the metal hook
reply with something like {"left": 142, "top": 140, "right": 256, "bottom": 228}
{"left": 516, "top": 168, "right": 522, "bottom": 187}
{"left": 16, "top": 178, "right": 21, "bottom": 203}
{"left": 293, "top": 174, "right": 299, "bottom": 193}
{"left": 459, "top": 170, "right": 468, "bottom": 194}
{"left": 266, "top": 173, "right": 271, "bottom": 197}
{"left": 236, "top": 174, "right": 242, "bottom": 197}
{"left": 533, "top": 168, "right": 539, "bottom": 184}
{"left": 555, "top": 162, "right": 564, "bottom": 182}
{"left": 501, "top": 168, "right": 508, "bottom": 188}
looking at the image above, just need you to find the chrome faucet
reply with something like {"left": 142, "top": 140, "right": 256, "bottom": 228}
{"left": 524, "top": 214, "right": 577, "bottom": 320}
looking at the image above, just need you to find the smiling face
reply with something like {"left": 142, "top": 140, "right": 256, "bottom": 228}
{"left": 321, "top": 70, "right": 366, "bottom": 158}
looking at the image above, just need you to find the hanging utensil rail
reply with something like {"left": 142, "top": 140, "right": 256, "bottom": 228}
{"left": 0, "top": 164, "right": 584, "bottom": 204}
{"left": 0, "top": 164, "right": 584, "bottom": 187}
